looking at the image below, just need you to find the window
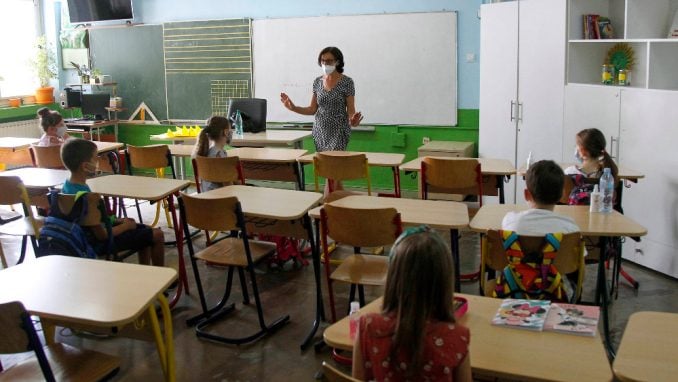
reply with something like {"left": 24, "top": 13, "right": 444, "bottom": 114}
{"left": 0, "top": 0, "right": 40, "bottom": 98}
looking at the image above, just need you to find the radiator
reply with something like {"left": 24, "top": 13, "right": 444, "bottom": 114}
{"left": 0, "top": 119, "right": 42, "bottom": 138}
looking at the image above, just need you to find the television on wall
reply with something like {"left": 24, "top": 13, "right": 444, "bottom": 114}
{"left": 67, "top": 0, "right": 134, "bottom": 24}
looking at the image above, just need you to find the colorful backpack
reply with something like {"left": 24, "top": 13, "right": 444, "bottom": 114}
{"left": 37, "top": 190, "right": 98, "bottom": 259}
{"left": 493, "top": 230, "right": 568, "bottom": 302}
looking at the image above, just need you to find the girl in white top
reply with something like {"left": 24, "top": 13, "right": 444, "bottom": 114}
{"left": 191, "top": 115, "right": 232, "bottom": 192}
{"left": 37, "top": 107, "right": 70, "bottom": 146}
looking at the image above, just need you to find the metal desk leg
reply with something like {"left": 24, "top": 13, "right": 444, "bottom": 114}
{"left": 167, "top": 193, "right": 189, "bottom": 308}
{"left": 148, "top": 293, "right": 175, "bottom": 382}
{"left": 596, "top": 236, "right": 615, "bottom": 361}
{"left": 498, "top": 175, "right": 506, "bottom": 204}
{"left": 301, "top": 215, "right": 324, "bottom": 351}
{"left": 451, "top": 228, "right": 461, "bottom": 292}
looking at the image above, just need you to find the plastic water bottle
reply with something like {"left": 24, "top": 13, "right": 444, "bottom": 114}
{"left": 349, "top": 301, "right": 360, "bottom": 340}
{"left": 234, "top": 109, "right": 244, "bottom": 139}
{"left": 599, "top": 168, "right": 614, "bottom": 213}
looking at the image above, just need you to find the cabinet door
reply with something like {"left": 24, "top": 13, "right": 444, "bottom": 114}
{"left": 619, "top": 88, "right": 678, "bottom": 278}
{"left": 515, "top": 0, "right": 567, "bottom": 203}
{"left": 562, "top": 84, "right": 621, "bottom": 162}
{"left": 479, "top": 1, "right": 519, "bottom": 203}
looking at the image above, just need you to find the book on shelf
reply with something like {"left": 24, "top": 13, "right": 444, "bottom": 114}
{"left": 491, "top": 299, "right": 551, "bottom": 331}
{"left": 597, "top": 17, "right": 614, "bottom": 39}
{"left": 543, "top": 303, "right": 600, "bottom": 337}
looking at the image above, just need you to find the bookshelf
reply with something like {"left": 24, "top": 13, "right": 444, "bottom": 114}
{"left": 567, "top": 0, "right": 678, "bottom": 90}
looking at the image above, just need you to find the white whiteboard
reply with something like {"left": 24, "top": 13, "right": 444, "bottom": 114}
{"left": 253, "top": 12, "right": 457, "bottom": 126}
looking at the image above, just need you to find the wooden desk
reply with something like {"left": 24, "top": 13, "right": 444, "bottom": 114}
{"left": 87, "top": 175, "right": 191, "bottom": 307}
{"left": 197, "top": 185, "right": 322, "bottom": 350}
{"left": 399, "top": 157, "right": 516, "bottom": 203}
{"left": 0, "top": 256, "right": 177, "bottom": 381}
{"left": 0, "top": 137, "right": 39, "bottom": 152}
{"left": 470, "top": 204, "right": 647, "bottom": 359}
{"left": 0, "top": 167, "right": 69, "bottom": 190}
{"left": 517, "top": 163, "right": 645, "bottom": 182}
{"left": 66, "top": 119, "right": 119, "bottom": 141}
{"left": 613, "top": 311, "right": 678, "bottom": 382}
{"left": 151, "top": 130, "right": 312, "bottom": 149}
{"left": 298, "top": 151, "right": 406, "bottom": 197}
{"left": 309, "top": 195, "right": 469, "bottom": 291}
{"left": 324, "top": 294, "right": 613, "bottom": 382}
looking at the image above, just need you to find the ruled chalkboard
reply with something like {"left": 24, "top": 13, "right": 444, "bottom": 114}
{"left": 89, "top": 25, "right": 168, "bottom": 121}
{"left": 163, "top": 18, "right": 253, "bottom": 121}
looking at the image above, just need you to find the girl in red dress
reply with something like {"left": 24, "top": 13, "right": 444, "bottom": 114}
{"left": 352, "top": 226, "right": 472, "bottom": 382}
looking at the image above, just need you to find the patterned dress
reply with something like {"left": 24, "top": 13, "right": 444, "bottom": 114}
{"left": 358, "top": 312, "right": 470, "bottom": 382}
{"left": 312, "top": 75, "right": 355, "bottom": 152}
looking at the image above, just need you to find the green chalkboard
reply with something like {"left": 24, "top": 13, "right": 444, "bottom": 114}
{"left": 89, "top": 25, "right": 168, "bottom": 121}
{"left": 163, "top": 19, "right": 252, "bottom": 120}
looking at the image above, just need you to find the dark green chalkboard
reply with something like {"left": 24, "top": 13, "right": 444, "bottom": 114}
{"left": 89, "top": 25, "right": 168, "bottom": 121}
{"left": 164, "top": 19, "right": 252, "bottom": 120}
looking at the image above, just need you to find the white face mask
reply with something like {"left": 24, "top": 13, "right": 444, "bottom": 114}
{"left": 322, "top": 64, "right": 336, "bottom": 75}
{"left": 56, "top": 125, "right": 68, "bottom": 138}
{"left": 574, "top": 146, "right": 584, "bottom": 164}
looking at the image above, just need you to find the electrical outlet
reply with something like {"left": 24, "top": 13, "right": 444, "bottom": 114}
{"left": 422, "top": 136, "right": 431, "bottom": 144}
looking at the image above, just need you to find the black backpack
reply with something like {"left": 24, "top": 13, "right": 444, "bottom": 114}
{"left": 37, "top": 190, "right": 99, "bottom": 259}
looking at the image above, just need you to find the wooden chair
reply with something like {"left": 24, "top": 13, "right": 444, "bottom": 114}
{"left": 0, "top": 149, "right": 34, "bottom": 168}
{"left": 320, "top": 204, "right": 402, "bottom": 323}
{"left": 0, "top": 300, "right": 120, "bottom": 382}
{"left": 480, "top": 230, "right": 585, "bottom": 301}
{"left": 322, "top": 361, "right": 361, "bottom": 382}
{"left": 125, "top": 144, "right": 176, "bottom": 227}
{"left": 314, "top": 152, "right": 371, "bottom": 202}
{"left": 0, "top": 176, "right": 42, "bottom": 264}
{"left": 192, "top": 155, "right": 245, "bottom": 193}
{"left": 29, "top": 145, "right": 64, "bottom": 169}
{"left": 179, "top": 192, "right": 289, "bottom": 344}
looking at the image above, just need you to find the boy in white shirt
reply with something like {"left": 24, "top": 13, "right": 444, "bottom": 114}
{"left": 502, "top": 160, "right": 579, "bottom": 235}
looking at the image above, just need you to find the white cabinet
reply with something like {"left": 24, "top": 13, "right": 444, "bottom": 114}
{"left": 480, "top": 0, "right": 567, "bottom": 203}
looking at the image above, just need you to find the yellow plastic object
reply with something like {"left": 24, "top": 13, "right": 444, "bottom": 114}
{"left": 189, "top": 126, "right": 197, "bottom": 137}
{"left": 166, "top": 128, "right": 175, "bottom": 138}
{"left": 182, "top": 126, "right": 188, "bottom": 136}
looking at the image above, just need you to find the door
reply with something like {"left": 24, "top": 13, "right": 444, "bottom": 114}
{"left": 479, "top": 1, "right": 519, "bottom": 203}
{"left": 619, "top": 88, "right": 678, "bottom": 278}
{"left": 516, "top": 0, "right": 567, "bottom": 203}
{"left": 562, "top": 84, "right": 621, "bottom": 162}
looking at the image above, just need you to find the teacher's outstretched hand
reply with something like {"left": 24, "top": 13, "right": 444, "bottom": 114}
{"left": 280, "top": 46, "right": 359, "bottom": 153}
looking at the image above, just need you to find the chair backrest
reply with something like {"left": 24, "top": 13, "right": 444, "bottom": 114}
{"left": 178, "top": 192, "right": 241, "bottom": 232}
{"left": 30, "top": 145, "right": 64, "bottom": 169}
{"left": 560, "top": 174, "right": 575, "bottom": 204}
{"left": 0, "top": 149, "right": 34, "bottom": 167}
{"left": 0, "top": 301, "right": 55, "bottom": 380}
{"left": 192, "top": 156, "right": 245, "bottom": 192}
{"left": 482, "top": 230, "right": 585, "bottom": 300}
{"left": 321, "top": 204, "right": 402, "bottom": 248}
{"left": 421, "top": 157, "right": 483, "bottom": 200}
{"left": 322, "top": 361, "right": 360, "bottom": 382}
{"left": 314, "top": 152, "right": 371, "bottom": 194}
{"left": 0, "top": 176, "right": 37, "bottom": 223}
{"left": 126, "top": 144, "right": 174, "bottom": 176}
{"left": 227, "top": 98, "right": 267, "bottom": 133}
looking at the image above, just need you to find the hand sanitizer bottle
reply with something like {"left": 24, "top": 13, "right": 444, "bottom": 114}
{"left": 589, "top": 184, "right": 602, "bottom": 213}
{"left": 349, "top": 301, "right": 360, "bottom": 340}
{"left": 526, "top": 151, "right": 533, "bottom": 170}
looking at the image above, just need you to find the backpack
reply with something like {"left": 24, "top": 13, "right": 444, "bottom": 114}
{"left": 37, "top": 190, "right": 99, "bottom": 259}
{"left": 493, "top": 230, "right": 568, "bottom": 302}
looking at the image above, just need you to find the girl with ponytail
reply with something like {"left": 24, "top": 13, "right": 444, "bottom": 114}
{"left": 37, "top": 107, "right": 70, "bottom": 146}
{"left": 191, "top": 115, "right": 232, "bottom": 191}
{"left": 565, "top": 128, "right": 619, "bottom": 205}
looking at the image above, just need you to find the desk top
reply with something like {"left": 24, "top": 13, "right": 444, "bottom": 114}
{"left": 88, "top": 175, "right": 190, "bottom": 201}
{"left": 613, "top": 311, "right": 678, "bottom": 382}
{"left": 196, "top": 185, "right": 322, "bottom": 220}
{"left": 166, "top": 145, "right": 308, "bottom": 162}
{"left": 470, "top": 204, "right": 647, "bottom": 237}
{"left": 517, "top": 163, "right": 645, "bottom": 181}
{"left": 151, "top": 130, "right": 312, "bottom": 147}
{"left": 0, "top": 167, "right": 70, "bottom": 189}
{"left": 323, "top": 294, "right": 612, "bottom": 381}
{"left": 0, "top": 137, "right": 39, "bottom": 152}
{"left": 399, "top": 157, "right": 516, "bottom": 176}
{"left": 94, "top": 141, "right": 124, "bottom": 154}
{"left": 0, "top": 256, "right": 176, "bottom": 327}
{"left": 65, "top": 119, "right": 118, "bottom": 128}
{"left": 297, "top": 151, "right": 406, "bottom": 167}
{"left": 308, "top": 195, "right": 469, "bottom": 230}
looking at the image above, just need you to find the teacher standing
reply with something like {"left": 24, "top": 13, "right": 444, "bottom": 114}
{"left": 280, "top": 46, "right": 363, "bottom": 152}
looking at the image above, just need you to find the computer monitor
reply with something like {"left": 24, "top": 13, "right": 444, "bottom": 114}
{"left": 227, "top": 98, "right": 267, "bottom": 133}
{"left": 81, "top": 93, "right": 110, "bottom": 120}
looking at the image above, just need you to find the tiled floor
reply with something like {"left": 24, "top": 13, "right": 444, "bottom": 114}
{"left": 1, "top": 191, "right": 677, "bottom": 381}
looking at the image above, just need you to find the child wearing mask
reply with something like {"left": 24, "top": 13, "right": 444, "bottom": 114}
{"left": 37, "top": 107, "right": 70, "bottom": 146}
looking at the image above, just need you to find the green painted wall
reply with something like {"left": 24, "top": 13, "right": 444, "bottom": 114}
{"left": 0, "top": 107, "right": 478, "bottom": 192}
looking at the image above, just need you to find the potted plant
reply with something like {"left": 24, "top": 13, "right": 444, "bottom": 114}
{"left": 91, "top": 68, "right": 102, "bottom": 84}
{"left": 30, "top": 35, "right": 57, "bottom": 104}
{"left": 70, "top": 62, "right": 90, "bottom": 84}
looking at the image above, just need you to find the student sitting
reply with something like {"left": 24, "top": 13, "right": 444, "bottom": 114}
{"left": 503, "top": 160, "right": 579, "bottom": 235}
{"left": 37, "top": 107, "right": 70, "bottom": 146}
{"left": 60, "top": 138, "right": 165, "bottom": 266}
{"left": 191, "top": 115, "right": 233, "bottom": 192}
{"left": 564, "top": 128, "right": 618, "bottom": 205}
{"left": 353, "top": 226, "right": 472, "bottom": 382}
